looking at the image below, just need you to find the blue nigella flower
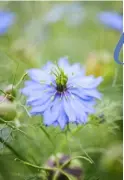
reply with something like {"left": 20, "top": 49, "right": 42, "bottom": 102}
{"left": 21, "top": 57, "right": 103, "bottom": 129}
{"left": 98, "top": 11, "right": 123, "bottom": 32}
{"left": 0, "top": 11, "right": 15, "bottom": 35}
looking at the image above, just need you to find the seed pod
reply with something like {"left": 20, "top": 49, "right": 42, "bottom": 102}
{"left": 0, "top": 96, "right": 17, "bottom": 122}
{"left": 4, "top": 84, "right": 16, "bottom": 101}
{"left": 45, "top": 153, "right": 83, "bottom": 180}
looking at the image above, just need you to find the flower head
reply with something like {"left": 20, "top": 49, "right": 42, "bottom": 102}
{"left": 21, "top": 57, "right": 103, "bottom": 129}
{"left": 98, "top": 11, "right": 123, "bottom": 32}
{"left": 46, "top": 153, "right": 83, "bottom": 180}
{"left": 0, "top": 11, "right": 15, "bottom": 35}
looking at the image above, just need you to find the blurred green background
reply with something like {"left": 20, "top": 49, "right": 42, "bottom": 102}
{"left": 0, "top": 1, "right": 123, "bottom": 180}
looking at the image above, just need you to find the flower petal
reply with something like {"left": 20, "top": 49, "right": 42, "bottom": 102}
{"left": 27, "top": 69, "right": 51, "bottom": 83}
{"left": 0, "top": 11, "right": 15, "bottom": 35}
{"left": 98, "top": 12, "right": 123, "bottom": 32}
{"left": 57, "top": 112, "right": 68, "bottom": 129}
{"left": 63, "top": 97, "right": 76, "bottom": 122}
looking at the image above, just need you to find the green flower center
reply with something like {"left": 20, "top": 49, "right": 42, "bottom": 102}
{"left": 52, "top": 67, "right": 68, "bottom": 92}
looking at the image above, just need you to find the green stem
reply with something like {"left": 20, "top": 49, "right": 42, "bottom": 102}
{"left": 61, "top": 155, "right": 93, "bottom": 169}
{"left": 15, "top": 73, "right": 28, "bottom": 88}
{"left": 0, "top": 137, "right": 24, "bottom": 160}
{"left": 15, "top": 158, "right": 53, "bottom": 171}
{"left": 52, "top": 168, "right": 73, "bottom": 180}
{"left": 39, "top": 125, "right": 60, "bottom": 170}
{"left": 0, "top": 117, "right": 29, "bottom": 138}
{"left": 40, "top": 125, "right": 55, "bottom": 147}
{"left": 52, "top": 171, "right": 59, "bottom": 180}
{"left": 0, "top": 89, "right": 6, "bottom": 95}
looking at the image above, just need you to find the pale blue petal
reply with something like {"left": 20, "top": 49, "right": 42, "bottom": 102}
{"left": 27, "top": 69, "right": 51, "bottom": 83}
{"left": 24, "top": 80, "right": 41, "bottom": 87}
{"left": 63, "top": 97, "right": 76, "bottom": 122}
{"left": 66, "top": 63, "right": 84, "bottom": 78}
{"left": 57, "top": 112, "right": 68, "bottom": 129}
{"left": 73, "top": 97, "right": 95, "bottom": 114}
{"left": 21, "top": 85, "right": 43, "bottom": 96}
{"left": 30, "top": 99, "right": 51, "bottom": 115}
{"left": 83, "top": 89, "right": 102, "bottom": 100}
{"left": 0, "top": 11, "right": 15, "bottom": 35}
{"left": 52, "top": 121, "right": 59, "bottom": 127}
{"left": 72, "top": 76, "right": 103, "bottom": 89}
{"left": 42, "top": 61, "right": 54, "bottom": 72}
{"left": 43, "top": 110, "right": 56, "bottom": 125}
{"left": 58, "top": 57, "right": 70, "bottom": 69}
{"left": 27, "top": 89, "right": 55, "bottom": 106}
{"left": 70, "top": 88, "right": 93, "bottom": 101}
{"left": 21, "top": 83, "right": 54, "bottom": 97}
{"left": 98, "top": 12, "right": 123, "bottom": 32}
{"left": 43, "top": 98, "right": 62, "bottom": 125}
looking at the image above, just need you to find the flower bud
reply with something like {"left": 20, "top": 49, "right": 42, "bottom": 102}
{"left": 0, "top": 96, "right": 17, "bottom": 122}
{"left": 45, "top": 153, "right": 83, "bottom": 180}
{"left": 4, "top": 84, "right": 16, "bottom": 101}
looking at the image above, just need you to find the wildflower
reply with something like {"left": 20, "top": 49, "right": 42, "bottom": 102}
{"left": 45, "top": 153, "right": 83, "bottom": 180}
{"left": 0, "top": 11, "right": 15, "bottom": 35}
{"left": 21, "top": 57, "right": 103, "bottom": 129}
{"left": 98, "top": 11, "right": 123, "bottom": 32}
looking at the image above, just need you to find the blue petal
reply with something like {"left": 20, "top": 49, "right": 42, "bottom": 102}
{"left": 43, "top": 110, "right": 56, "bottom": 125}
{"left": 24, "top": 80, "right": 40, "bottom": 86}
{"left": 71, "top": 76, "right": 103, "bottom": 89}
{"left": 21, "top": 84, "right": 43, "bottom": 96}
{"left": 58, "top": 57, "right": 70, "bottom": 68}
{"left": 0, "top": 11, "right": 15, "bottom": 35}
{"left": 83, "top": 89, "right": 102, "bottom": 100}
{"left": 67, "top": 63, "right": 84, "bottom": 78}
{"left": 74, "top": 97, "right": 95, "bottom": 114}
{"left": 43, "top": 98, "right": 62, "bottom": 125}
{"left": 21, "top": 82, "right": 54, "bottom": 97}
{"left": 27, "top": 69, "right": 51, "bottom": 83}
{"left": 63, "top": 97, "right": 76, "bottom": 122}
{"left": 76, "top": 112, "right": 87, "bottom": 124}
{"left": 57, "top": 111, "right": 68, "bottom": 129}
{"left": 98, "top": 12, "right": 123, "bottom": 32}
{"left": 27, "top": 89, "right": 55, "bottom": 106}
{"left": 70, "top": 88, "right": 93, "bottom": 101}
{"left": 42, "top": 61, "right": 54, "bottom": 72}
{"left": 30, "top": 99, "right": 52, "bottom": 115}
{"left": 52, "top": 121, "right": 59, "bottom": 127}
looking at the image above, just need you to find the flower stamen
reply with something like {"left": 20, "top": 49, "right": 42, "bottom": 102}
{"left": 52, "top": 66, "right": 68, "bottom": 93}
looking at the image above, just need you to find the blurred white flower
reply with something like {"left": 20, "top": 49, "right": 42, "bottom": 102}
{"left": 43, "top": 3, "right": 85, "bottom": 27}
